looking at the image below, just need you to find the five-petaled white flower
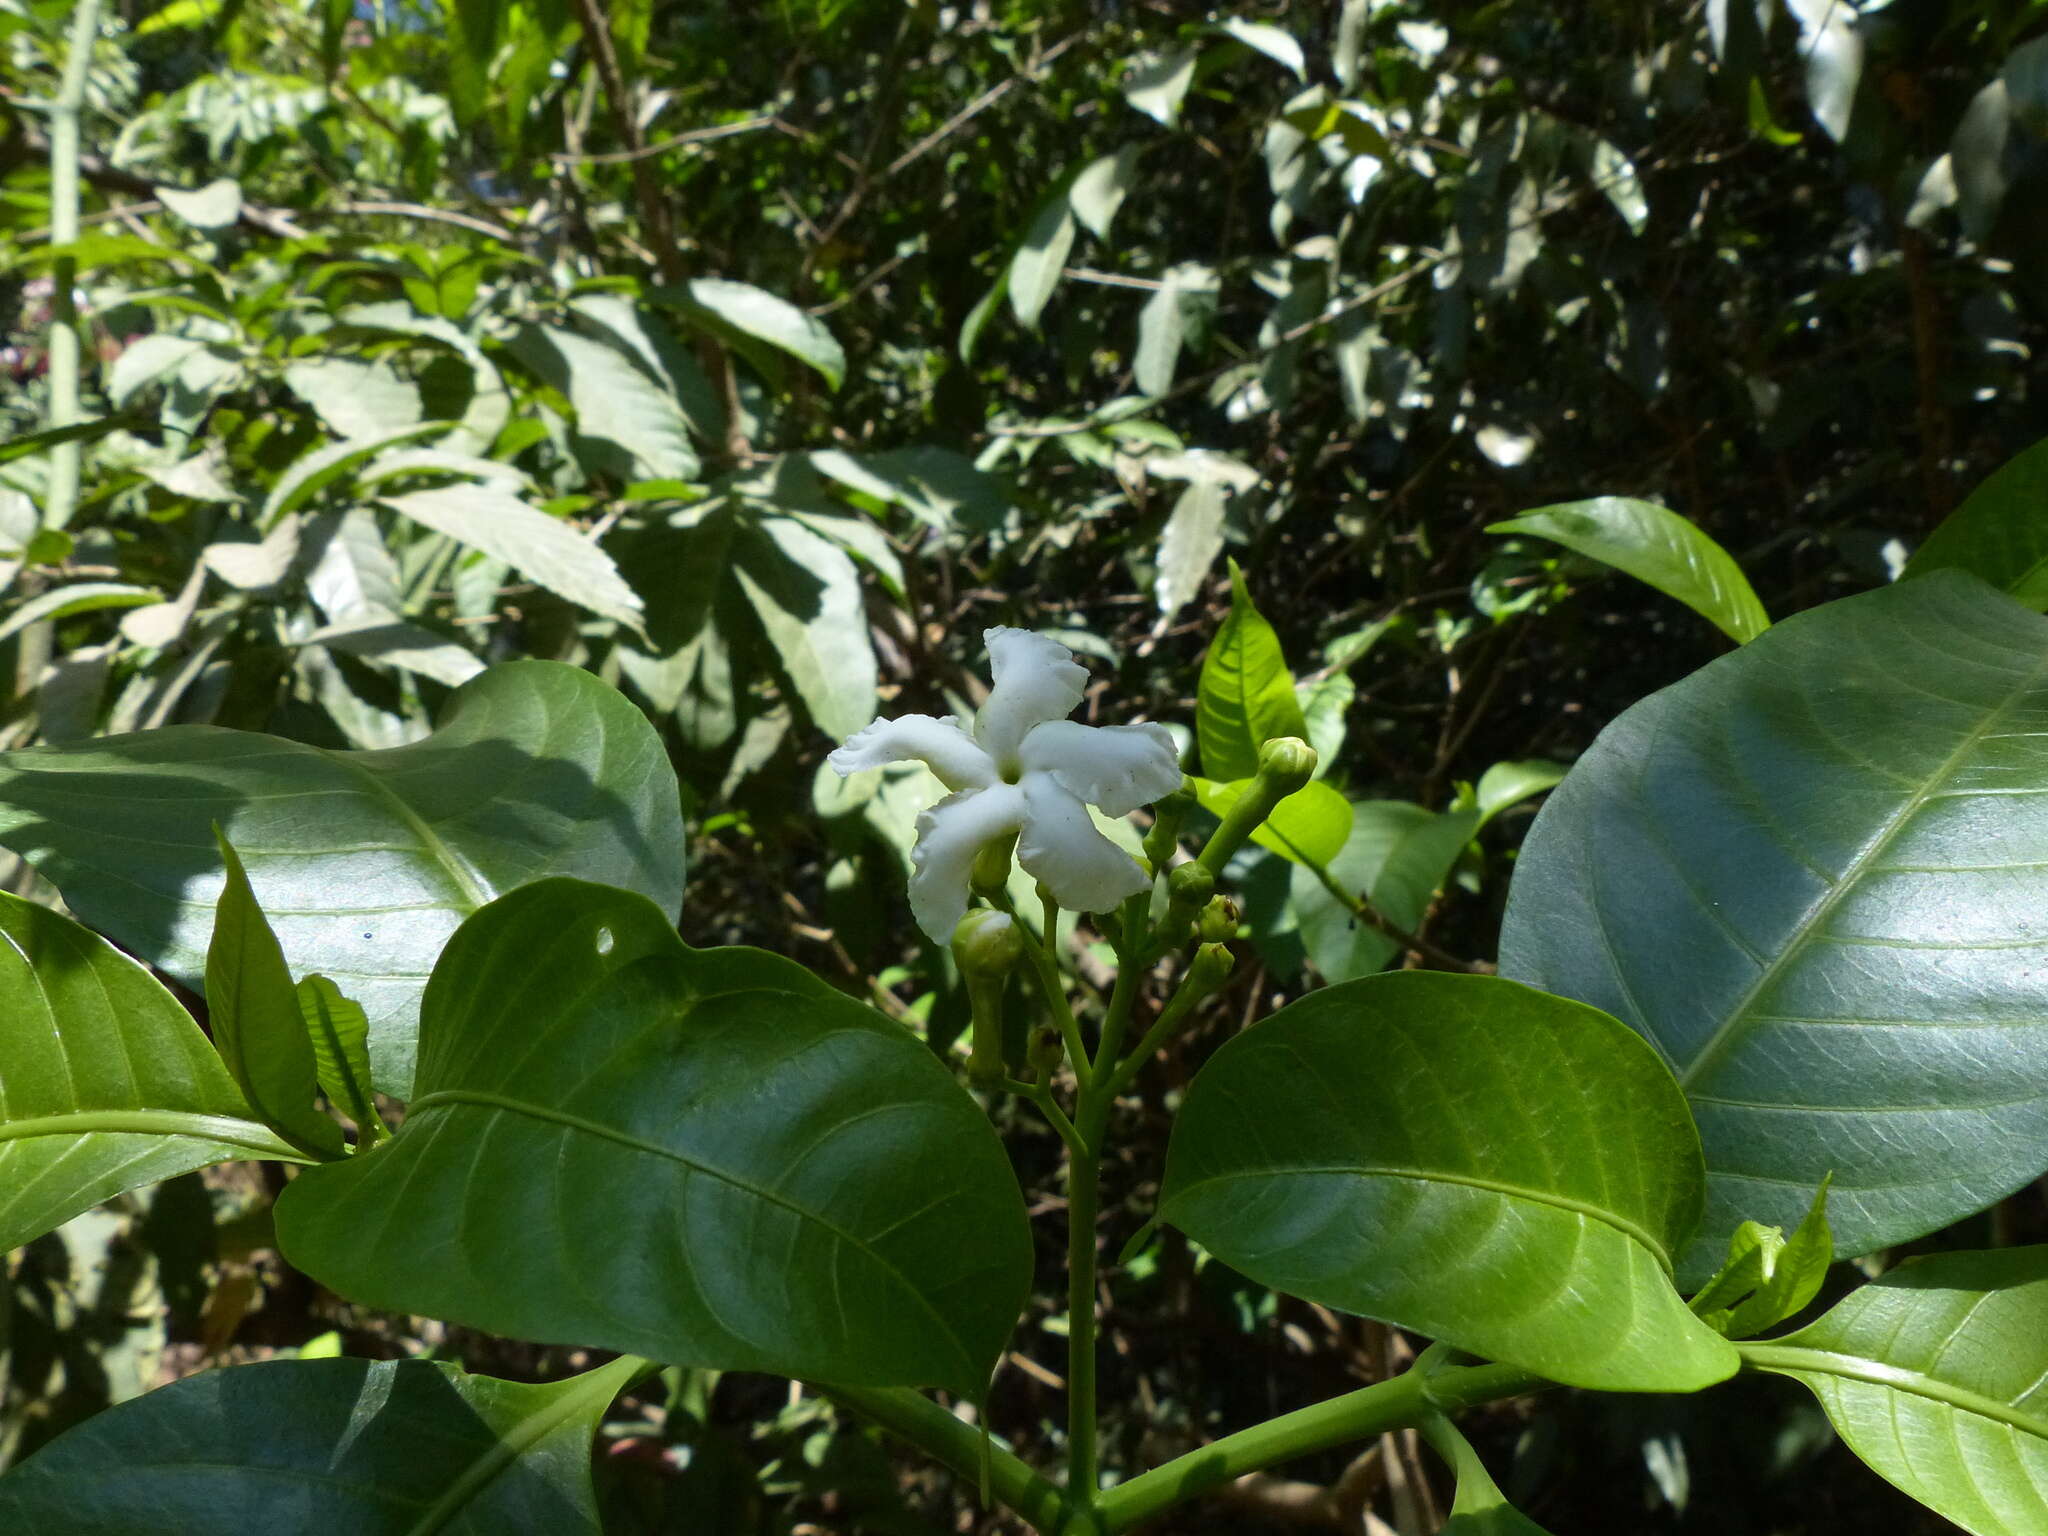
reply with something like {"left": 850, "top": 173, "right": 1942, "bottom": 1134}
{"left": 828, "top": 628, "right": 1185, "bottom": 944}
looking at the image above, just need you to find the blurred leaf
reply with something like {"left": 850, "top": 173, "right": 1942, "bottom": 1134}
{"left": 1788, "top": 0, "right": 1862, "bottom": 142}
{"left": 445, "top": 0, "right": 505, "bottom": 125}
{"left": 1161, "top": 971, "right": 1740, "bottom": 1392}
{"left": 1750, "top": 1247, "right": 2048, "bottom": 1536}
{"left": 155, "top": 179, "right": 241, "bottom": 232}
{"left": 733, "top": 516, "right": 877, "bottom": 738}
{"left": 1216, "top": 18, "right": 1305, "bottom": 78}
{"left": 1069, "top": 146, "right": 1142, "bottom": 239}
{"left": 508, "top": 325, "right": 698, "bottom": 482}
{"left": 0, "top": 1354, "right": 638, "bottom": 1533}
{"left": 1009, "top": 190, "right": 1076, "bottom": 331}
{"left": 1472, "top": 760, "right": 1567, "bottom": 826}
{"left": 0, "top": 893, "right": 299, "bottom": 1256}
{"left": 1154, "top": 479, "right": 1228, "bottom": 619}
{"left": 277, "top": 881, "right": 1032, "bottom": 1398}
{"left": 0, "top": 583, "right": 160, "bottom": 645}
{"left": 284, "top": 358, "right": 424, "bottom": 442}
{"left": 661, "top": 279, "right": 844, "bottom": 390}
{"left": 1125, "top": 46, "right": 1198, "bottom": 128}
{"left": 0, "top": 661, "right": 685, "bottom": 1096}
{"left": 1489, "top": 497, "right": 1770, "bottom": 642}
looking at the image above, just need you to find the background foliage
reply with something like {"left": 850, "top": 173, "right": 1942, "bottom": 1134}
{"left": 5, "top": 0, "right": 2047, "bottom": 1529}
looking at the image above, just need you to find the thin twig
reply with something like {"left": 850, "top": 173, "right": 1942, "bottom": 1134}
{"left": 547, "top": 113, "right": 775, "bottom": 165}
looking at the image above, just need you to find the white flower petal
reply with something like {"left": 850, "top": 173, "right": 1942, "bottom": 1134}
{"left": 1017, "top": 719, "right": 1184, "bottom": 817}
{"left": 1016, "top": 772, "right": 1153, "bottom": 915}
{"left": 908, "top": 781, "right": 1030, "bottom": 944}
{"left": 827, "top": 714, "right": 997, "bottom": 793}
{"left": 976, "top": 627, "right": 1087, "bottom": 772}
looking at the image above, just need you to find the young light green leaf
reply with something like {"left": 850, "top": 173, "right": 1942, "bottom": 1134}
{"left": 1009, "top": 191, "right": 1076, "bottom": 331}
{"left": 0, "top": 894, "right": 304, "bottom": 1255}
{"left": 1472, "top": 759, "right": 1568, "bottom": 827}
{"left": 206, "top": 831, "right": 346, "bottom": 1160}
{"left": 0, "top": 661, "right": 685, "bottom": 1097}
{"left": 0, "top": 1354, "right": 640, "bottom": 1533}
{"left": 732, "top": 515, "right": 878, "bottom": 738}
{"left": 1489, "top": 497, "right": 1769, "bottom": 643}
{"left": 276, "top": 881, "right": 1032, "bottom": 1399}
{"left": 1502, "top": 573, "right": 2048, "bottom": 1281}
{"left": 380, "top": 482, "right": 645, "bottom": 632}
{"left": 1747, "top": 1246, "right": 2048, "bottom": 1536}
{"left": 297, "top": 975, "right": 381, "bottom": 1146}
{"left": 1421, "top": 1414, "right": 1555, "bottom": 1535}
{"left": 1191, "top": 775, "right": 1352, "bottom": 869}
{"left": 1160, "top": 971, "right": 1740, "bottom": 1392}
{"left": 1198, "top": 562, "right": 1310, "bottom": 781}
{"left": 1904, "top": 437, "right": 2048, "bottom": 609}
{"left": 1690, "top": 1177, "right": 1832, "bottom": 1338}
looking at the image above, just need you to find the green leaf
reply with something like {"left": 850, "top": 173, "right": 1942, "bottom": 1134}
{"left": 1191, "top": 776, "right": 1352, "bottom": 869}
{"left": 1689, "top": 1177, "right": 1832, "bottom": 1338}
{"left": 1422, "top": 1415, "right": 1554, "bottom": 1535}
{"left": 566, "top": 294, "right": 725, "bottom": 446}
{"left": 0, "top": 661, "right": 684, "bottom": 1097}
{"left": 1748, "top": 1247, "right": 2048, "bottom": 1536}
{"left": 1500, "top": 573, "right": 2048, "bottom": 1281}
{"left": 1789, "top": 0, "right": 1862, "bottom": 142}
{"left": 1905, "top": 437, "right": 2048, "bottom": 609}
{"left": 380, "top": 482, "right": 645, "bottom": 631}
{"left": 660, "top": 279, "right": 844, "bottom": 390}
{"left": 284, "top": 358, "right": 425, "bottom": 442}
{"left": 261, "top": 423, "right": 454, "bottom": 525}
{"left": 297, "top": 976, "right": 381, "bottom": 1144}
{"left": 507, "top": 324, "right": 699, "bottom": 482}
{"left": 155, "top": 178, "right": 242, "bottom": 232}
{"left": 1488, "top": 497, "right": 1769, "bottom": 643}
{"left": 0, "top": 894, "right": 303, "bottom": 1256}
{"left": 958, "top": 271, "right": 1008, "bottom": 364}
{"left": 341, "top": 303, "right": 514, "bottom": 454}
{"left": 0, "top": 582, "right": 160, "bottom": 644}
{"left": 1008, "top": 191, "right": 1076, "bottom": 331}
{"left": 445, "top": 0, "right": 506, "bottom": 125}
{"left": 1160, "top": 971, "right": 1740, "bottom": 1392}
{"left": 0, "top": 413, "right": 140, "bottom": 467}
{"left": 1068, "top": 145, "right": 1142, "bottom": 239}
{"left": 109, "top": 335, "right": 208, "bottom": 409}
{"left": 0, "top": 1353, "right": 638, "bottom": 1533}
{"left": 1215, "top": 18, "right": 1305, "bottom": 78}
{"left": 206, "top": 832, "right": 346, "bottom": 1159}
{"left": 1199, "top": 563, "right": 1310, "bottom": 782}
{"left": 733, "top": 516, "right": 877, "bottom": 738}
{"left": 1472, "top": 759, "right": 1567, "bottom": 827}
{"left": 1153, "top": 479, "right": 1227, "bottom": 619}
{"left": 1125, "top": 46, "right": 1198, "bottom": 128}
{"left": 1590, "top": 138, "right": 1648, "bottom": 234}
{"left": 276, "top": 881, "right": 1031, "bottom": 1398}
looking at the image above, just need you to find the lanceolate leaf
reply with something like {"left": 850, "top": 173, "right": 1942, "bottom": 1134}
{"left": 207, "top": 832, "right": 345, "bottom": 1159}
{"left": 0, "top": 1354, "right": 641, "bottom": 1534}
{"left": 0, "top": 894, "right": 303, "bottom": 1256}
{"left": 1500, "top": 573, "right": 2048, "bottom": 1280}
{"left": 1160, "top": 971, "right": 1740, "bottom": 1393}
{"left": 1198, "top": 561, "right": 1307, "bottom": 780}
{"left": 298, "top": 975, "right": 380, "bottom": 1144}
{"left": 0, "top": 661, "right": 684, "bottom": 1097}
{"left": 1748, "top": 1247, "right": 2048, "bottom": 1536}
{"left": 276, "top": 881, "right": 1032, "bottom": 1398}
{"left": 1905, "top": 437, "right": 2048, "bottom": 609}
{"left": 1489, "top": 497, "right": 1769, "bottom": 643}
{"left": 733, "top": 516, "right": 878, "bottom": 738}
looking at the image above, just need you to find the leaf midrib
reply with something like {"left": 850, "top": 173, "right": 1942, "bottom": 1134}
{"left": 1677, "top": 644, "right": 2048, "bottom": 1092}
{"left": 1165, "top": 1161, "right": 1676, "bottom": 1277}
{"left": 0, "top": 1108, "right": 306, "bottom": 1161}
{"left": 406, "top": 1088, "right": 975, "bottom": 1383}
{"left": 1743, "top": 1341, "right": 2048, "bottom": 1441}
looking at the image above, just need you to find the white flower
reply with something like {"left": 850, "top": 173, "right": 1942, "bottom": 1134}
{"left": 828, "top": 628, "right": 1185, "bottom": 943}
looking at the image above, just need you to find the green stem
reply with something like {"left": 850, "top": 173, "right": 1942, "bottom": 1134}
{"left": 997, "top": 890, "right": 1091, "bottom": 1085}
{"left": 1092, "top": 1360, "right": 1545, "bottom": 1532}
{"left": 1100, "top": 944, "right": 1232, "bottom": 1101}
{"left": 1065, "top": 1094, "right": 1107, "bottom": 1504}
{"left": 825, "top": 1384, "right": 1074, "bottom": 1535}
{"left": 1007, "top": 1078, "right": 1085, "bottom": 1159}
{"left": 45, "top": 0, "right": 103, "bottom": 533}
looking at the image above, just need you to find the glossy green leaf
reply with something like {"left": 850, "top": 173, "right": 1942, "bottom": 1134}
{"left": 380, "top": 482, "right": 645, "bottom": 632}
{"left": 1748, "top": 1247, "right": 2048, "bottom": 1536}
{"left": 206, "top": 832, "right": 345, "bottom": 1159}
{"left": 0, "top": 1353, "right": 640, "bottom": 1533}
{"left": 1472, "top": 759, "right": 1567, "bottom": 825}
{"left": 297, "top": 975, "right": 381, "bottom": 1144}
{"left": 1191, "top": 775, "right": 1352, "bottom": 869}
{"left": 1500, "top": 573, "right": 2048, "bottom": 1280}
{"left": 0, "top": 894, "right": 301, "bottom": 1256}
{"left": 0, "top": 661, "right": 684, "bottom": 1097}
{"left": 1488, "top": 497, "right": 1769, "bottom": 643}
{"left": 1160, "top": 971, "right": 1740, "bottom": 1392}
{"left": 733, "top": 516, "right": 878, "bottom": 738}
{"left": 1198, "top": 562, "right": 1308, "bottom": 780}
{"left": 277, "top": 881, "right": 1031, "bottom": 1398}
{"left": 1905, "top": 437, "right": 2048, "bottom": 609}
{"left": 1290, "top": 802, "right": 1478, "bottom": 984}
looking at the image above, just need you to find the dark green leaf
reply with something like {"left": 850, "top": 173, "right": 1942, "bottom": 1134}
{"left": 1749, "top": 1247, "right": 2048, "bottom": 1536}
{"left": 0, "top": 661, "right": 684, "bottom": 1097}
{"left": 1905, "top": 437, "right": 2048, "bottom": 609}
{"left": 206, "top": 832, "right": 345, "bottom": 1159}
{"left": 1489, "top": 497, "right": 1769, "bottom": 643}
{"left": 0, "top": 1353, "right": 639, "bottom": 1533}
{"left": 298, "top": 976, "right": 381, "bottom": 1145}
{"left": 1160, "top": 971, "right": 1740, "bottom": 1392}
{"left": 733, "top": 516, "right": 877, "bottom": 738}
{"left": 0, "top": 894, "right": 302, "bottom": 1255}
{"left": 1501, "top": 574, "right": 2048, "bottom": 1280}
{"left": 277, "top": 881, "right": 1031, "bottom": 1397}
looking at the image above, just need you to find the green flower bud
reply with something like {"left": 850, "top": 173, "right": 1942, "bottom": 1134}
{"left": 953, "top": 910, "right": 1025, "bottom": 1084}
{"left": 970, "top": 829, "right": 1020, "bottom": 901}
{"left": 1197, "top": 736, "right": 1320, "bottom": 878}
{"left": 1256, "top": 736, "right": 1317, "bottom": 794}
{"left": 1197, "top": 894, "right": 1242, "bottom": 943}
{"left": 1026, "top": 1022, "right": 1066, "bottom": 1080}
